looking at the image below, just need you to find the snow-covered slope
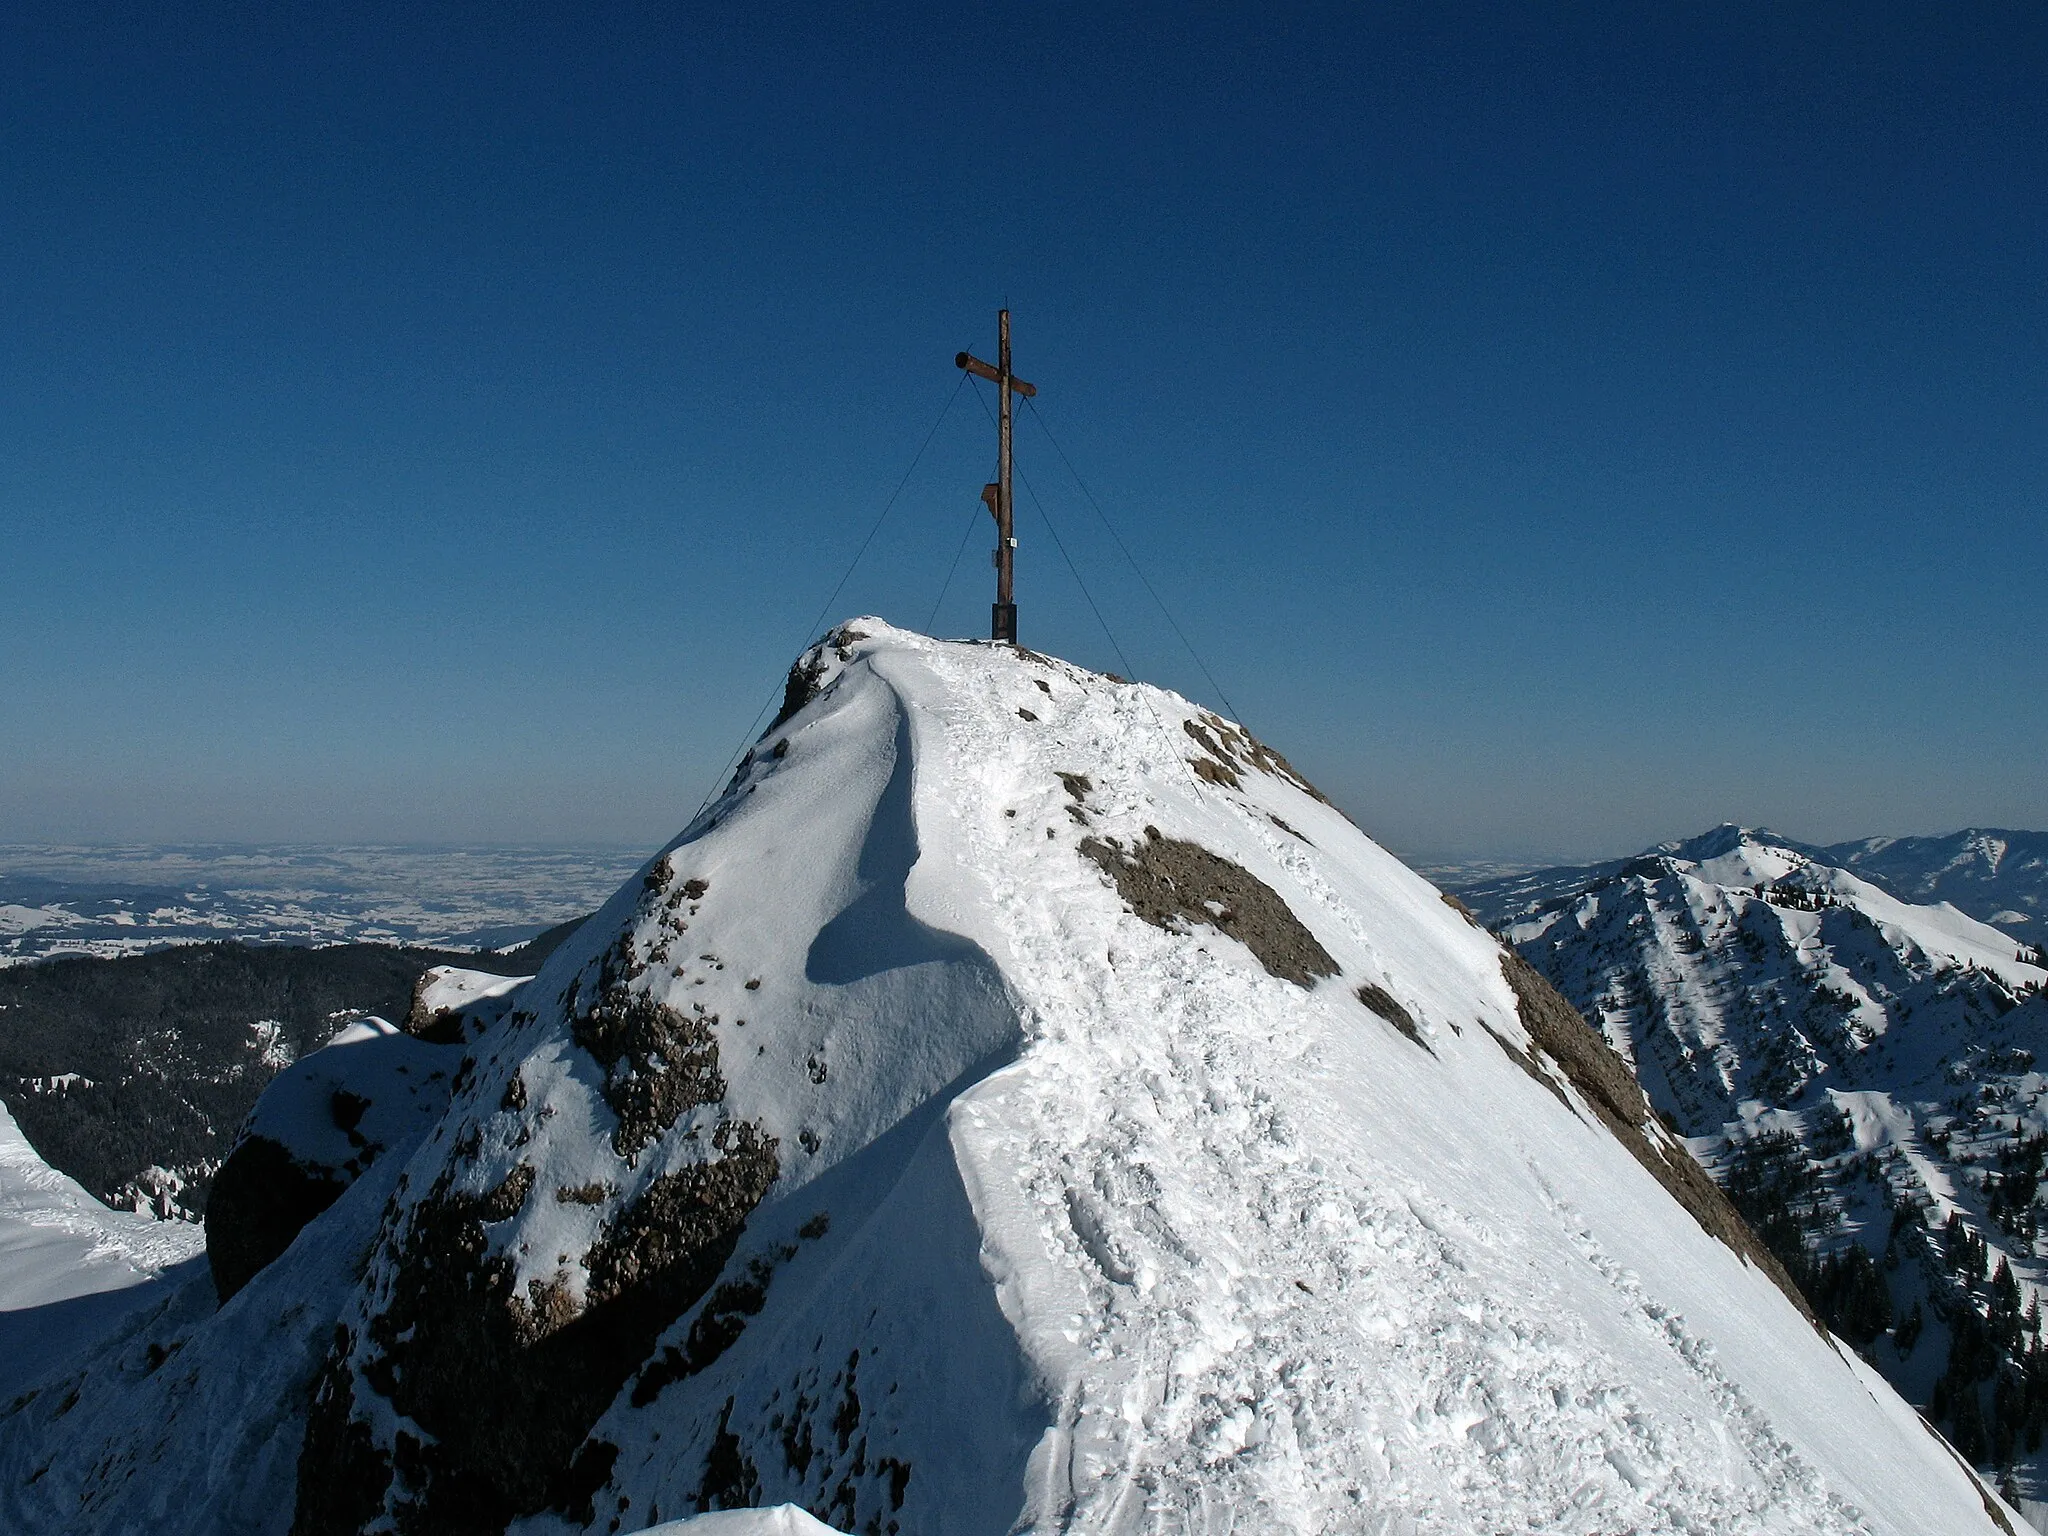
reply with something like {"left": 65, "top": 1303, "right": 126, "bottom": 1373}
{"left": 205, "top": 1014, "right": 467, "bottom": 1302}
{"left": 0, "top": 627, "right": 2020, "bottom": 1535}
{"left": 644, "top": 1508, "right": 840, "bottom": 1536}
{"left": 1460, "top": 825, "right": 2048, "bottom": 1503}
{"left": 0, "top": 1097, "right": 204, "bottom": 1396}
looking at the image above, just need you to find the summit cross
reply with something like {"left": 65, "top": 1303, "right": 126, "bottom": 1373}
{"left": 955, "top": 308, "right": 1035, "bottom": 644}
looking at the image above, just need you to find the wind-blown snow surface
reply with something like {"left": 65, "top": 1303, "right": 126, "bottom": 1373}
{"left": 643, "top": 1508, "right": 841, "bottom": 1536}
{"left": 0, "top": 625, "right": 2019, "bottom": 1535}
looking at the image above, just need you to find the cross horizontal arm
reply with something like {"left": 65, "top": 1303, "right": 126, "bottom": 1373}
{"left": 954, "top": 351, "right": 1037, "bottom": 397}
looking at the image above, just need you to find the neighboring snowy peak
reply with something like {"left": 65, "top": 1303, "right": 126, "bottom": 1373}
{"left": 1463, "top": 824, "right": 1833, "bottom": 935}
{"left": 0, "top": 623, "right": 2019, "bottom": 1536}
{"left": 1473, "top": 823, "right": 2045, "bottom": 1127}
{"left": 1461, "top": 825, "right": 2048, "bottom": 942}
{"left": 1651, "top": 823, "right": 1834, "bottom": 887}
{"left": 1469, "top": 825, "right": 2042, "bottom": 983}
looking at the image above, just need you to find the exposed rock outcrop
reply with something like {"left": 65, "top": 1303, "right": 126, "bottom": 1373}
{"left": 205, "top": 1017, "right": 464, "bottom": 1303}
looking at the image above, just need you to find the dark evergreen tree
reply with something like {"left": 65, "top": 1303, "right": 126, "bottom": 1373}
{"left": 1948, "top": 1376, "right": 1989, "bottom": 1463}
{"left": 1807, "top": 1246, "right": 1894, "bottom": 1346}
{"left": 0, "top": 939, "right": 530, "bottom": 1210}
{"left": 1990, "top": 1259, "right": 2023, "bottom": 1351}
{"left": 1895, "top": 1300, "right": 1924, "bottom": 1356}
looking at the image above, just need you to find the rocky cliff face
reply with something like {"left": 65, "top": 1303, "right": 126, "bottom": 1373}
{"left": 0, "top": 628, "right": 2021, "bottom": 1536}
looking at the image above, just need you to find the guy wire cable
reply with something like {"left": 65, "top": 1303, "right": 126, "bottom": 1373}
{"left": 685, "top": 370, "right": 971, "bottom": 829}
{"left": 966, "top": 376, "right": 1139, "bottom": 685}
{"left": 927, "top": 459, "right": 1000, "bottom": 633}
{"left": 1024, "top": 395, "right": 1245, "bottom": 726}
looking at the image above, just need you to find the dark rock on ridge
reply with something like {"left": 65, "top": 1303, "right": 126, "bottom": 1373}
{"left": 207, "top": 1018, "right": 469, "bottom": 1303}
{"left": 292, "top": 1128, "right": 779, "bottom": 1534}
{"left": 291, "top": 904, "right": 781, "bottom": 1534}
{"left": 205, "top": 1135, "right": 345, "bottom": 1303}
{"left": 1081, "top": 826, "right": 1339, "bottom": 987}
{"left": 1494, "top": 949, "right": 1816, "bottom": 1322}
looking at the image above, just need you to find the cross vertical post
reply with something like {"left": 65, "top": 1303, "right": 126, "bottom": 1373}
{"left": 956, "top": 309, "right": 1035, "bottom": 644}
{"left": 996, "top": 309, "right": 1015, "bottom": 641}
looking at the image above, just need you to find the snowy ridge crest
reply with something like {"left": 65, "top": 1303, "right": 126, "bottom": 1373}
{"left": 0, "top": 623, "right": 2021, "bottom": 1536}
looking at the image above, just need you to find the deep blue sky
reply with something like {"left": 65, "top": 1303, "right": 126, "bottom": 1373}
{"left": 4, "top": 4, "right": 2043, "bottom": 862}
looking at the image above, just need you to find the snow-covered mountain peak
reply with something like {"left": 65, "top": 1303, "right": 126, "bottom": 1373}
{"left": 0, "top": 624, "right": 2022, "bottom": 1536}
{"left": 1495, "top": 821, "right": 2039, "bottom": 991}
{"left": 1656, "top": 820, "right": 1772, "bottom": 860}
{"left": 1827, "top": 830, "right": 2048, "bottom": 931}
{"left": 1653, "top": 824, "right": 1819, "bottom": 889}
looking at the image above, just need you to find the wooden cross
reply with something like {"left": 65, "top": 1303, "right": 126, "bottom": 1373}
{"left": 956, "top": 309, "right": 1035, "bottom": 643}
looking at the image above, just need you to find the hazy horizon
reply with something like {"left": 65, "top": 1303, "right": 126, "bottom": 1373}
{"left": 7, "top": 811, "right": 2044, "bottom": 889}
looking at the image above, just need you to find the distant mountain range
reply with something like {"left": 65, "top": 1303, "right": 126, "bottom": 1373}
{"left": 1828, "top": 830, "right": 2048, "bottom": 930}
{"left": 1453, "top": 824, "right": 2048, "bottom": 1493}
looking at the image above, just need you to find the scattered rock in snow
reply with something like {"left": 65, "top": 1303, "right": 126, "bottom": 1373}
{"left": 1080, "top": 826, "right": 1338, "bottom": 987}
{"left": 1356, "top": 982, "right": 1426, "bottom": 1051}
{"left": 574, "top": 979, "right": 728, "bottom": 1163}
{"left": 404, "top": 965, "right": 528, "bottom": 1045}
{"left": 294, "top": 1117, "right": 779, "bottom": 1532}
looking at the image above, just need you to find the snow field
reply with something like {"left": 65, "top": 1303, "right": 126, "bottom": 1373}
{"left": 0, "top": 1098, "right": 202, "bottom": 1316}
